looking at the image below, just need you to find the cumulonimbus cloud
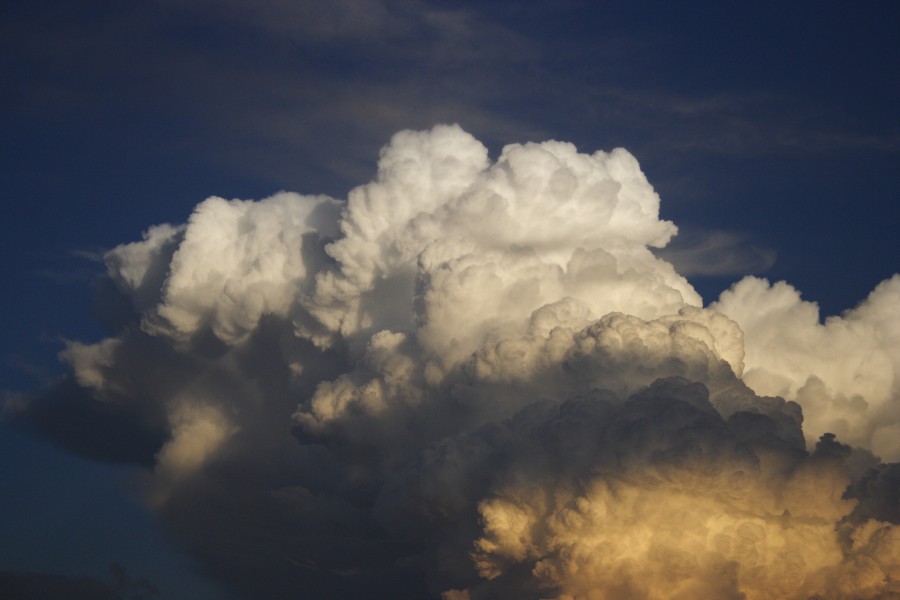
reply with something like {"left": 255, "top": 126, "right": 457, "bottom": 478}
{"left": 8, "top": 125, "right": 898, "bottom": 598}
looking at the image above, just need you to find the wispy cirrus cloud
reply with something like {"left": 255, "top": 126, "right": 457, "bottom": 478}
{"left": 653, "top": 229, "right": 776, "bottom": 278}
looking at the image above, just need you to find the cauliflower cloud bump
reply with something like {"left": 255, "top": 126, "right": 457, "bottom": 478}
{"left": 17, "top": 125, "right": 899, "bottom": 599}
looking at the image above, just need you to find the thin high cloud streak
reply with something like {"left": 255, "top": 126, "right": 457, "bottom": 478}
{"left": 5, "top": 1, "right": 895, "bottom": 194}
{"left": 8, "top": 126, "right": 899, "bottom": 599}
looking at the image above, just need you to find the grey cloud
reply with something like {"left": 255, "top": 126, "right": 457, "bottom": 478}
{"left": 845, "top": 463, "right": 900, "bottom": 525}
{"left": 6, "top": 377, "right": 167, "bottom": 468}
{"left": 653, "top": 229, "right": 777, "bottom": 278}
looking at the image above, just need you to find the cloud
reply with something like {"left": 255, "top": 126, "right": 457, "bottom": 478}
{"left": 445, "top": 385, "right": 884, "bottom": 600}
{"left": 168, "top": 0, "right": 404, "bottom": 43}
{"left": 712, "top": 275, "right": 900, "bottom": 460}
{"left": 653, "top": 229, "right": 776, "bottom": 277}
{"left": 585, "top": 87, "right": 900, "bottom": 158}
{"left": 8, "top": 125, "right": 898, "bottom": 598}
{"left": 159, "top": 0, "right": 536, "bottom": 64}
{"left": 128, "top": 192, "right": 342, "bottom": 345}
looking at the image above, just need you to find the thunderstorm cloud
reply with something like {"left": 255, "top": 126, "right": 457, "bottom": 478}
{"left": 8, "top": 125, "right": 899, "bottom": 599}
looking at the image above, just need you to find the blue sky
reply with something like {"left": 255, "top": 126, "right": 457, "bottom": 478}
{"left": 1, "top": 1, "right": 897, "bottom": 598}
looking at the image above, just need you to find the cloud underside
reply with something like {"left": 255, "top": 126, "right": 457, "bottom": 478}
{"left": 9, "top": 125, "right": 899, "bottom": 599}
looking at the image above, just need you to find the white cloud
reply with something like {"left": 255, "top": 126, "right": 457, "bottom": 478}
{"left": 15, "top": 125, "right": 898, "bottom": 598}
{"left": 713, "top": 275, "right": 900, "bottom": 460}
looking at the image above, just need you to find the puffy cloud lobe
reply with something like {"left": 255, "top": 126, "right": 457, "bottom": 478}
{"left": 103, "top": 223, "right": 183, "bottom": 315}
{"left": 8, "top": 125, "right": 898, "bottom": 599}
{"left": 464, "top": 397, "right": 862, "bottom": 599}
{"left": 295, "top": 307, "right": 743, "bottom": 455}
{"left": 110, "top": 191, "right": 342, "bottom": 346}
{"left": 302, "top": 124, "right": 698, "bottom": 350}
{"left": 713, "top": 275, "right": 900, "bottom": 460}
{"left": 391, "top": 380, "right": 893, "bottom": 600}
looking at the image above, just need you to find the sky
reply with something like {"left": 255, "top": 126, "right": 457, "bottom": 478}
{"left": 1, "top": 1, "right": 898, "bottom": 599}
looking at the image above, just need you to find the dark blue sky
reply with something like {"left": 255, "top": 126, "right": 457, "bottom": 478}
{"left": 2, "top": 1, "right": 897, "bottom": 597}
